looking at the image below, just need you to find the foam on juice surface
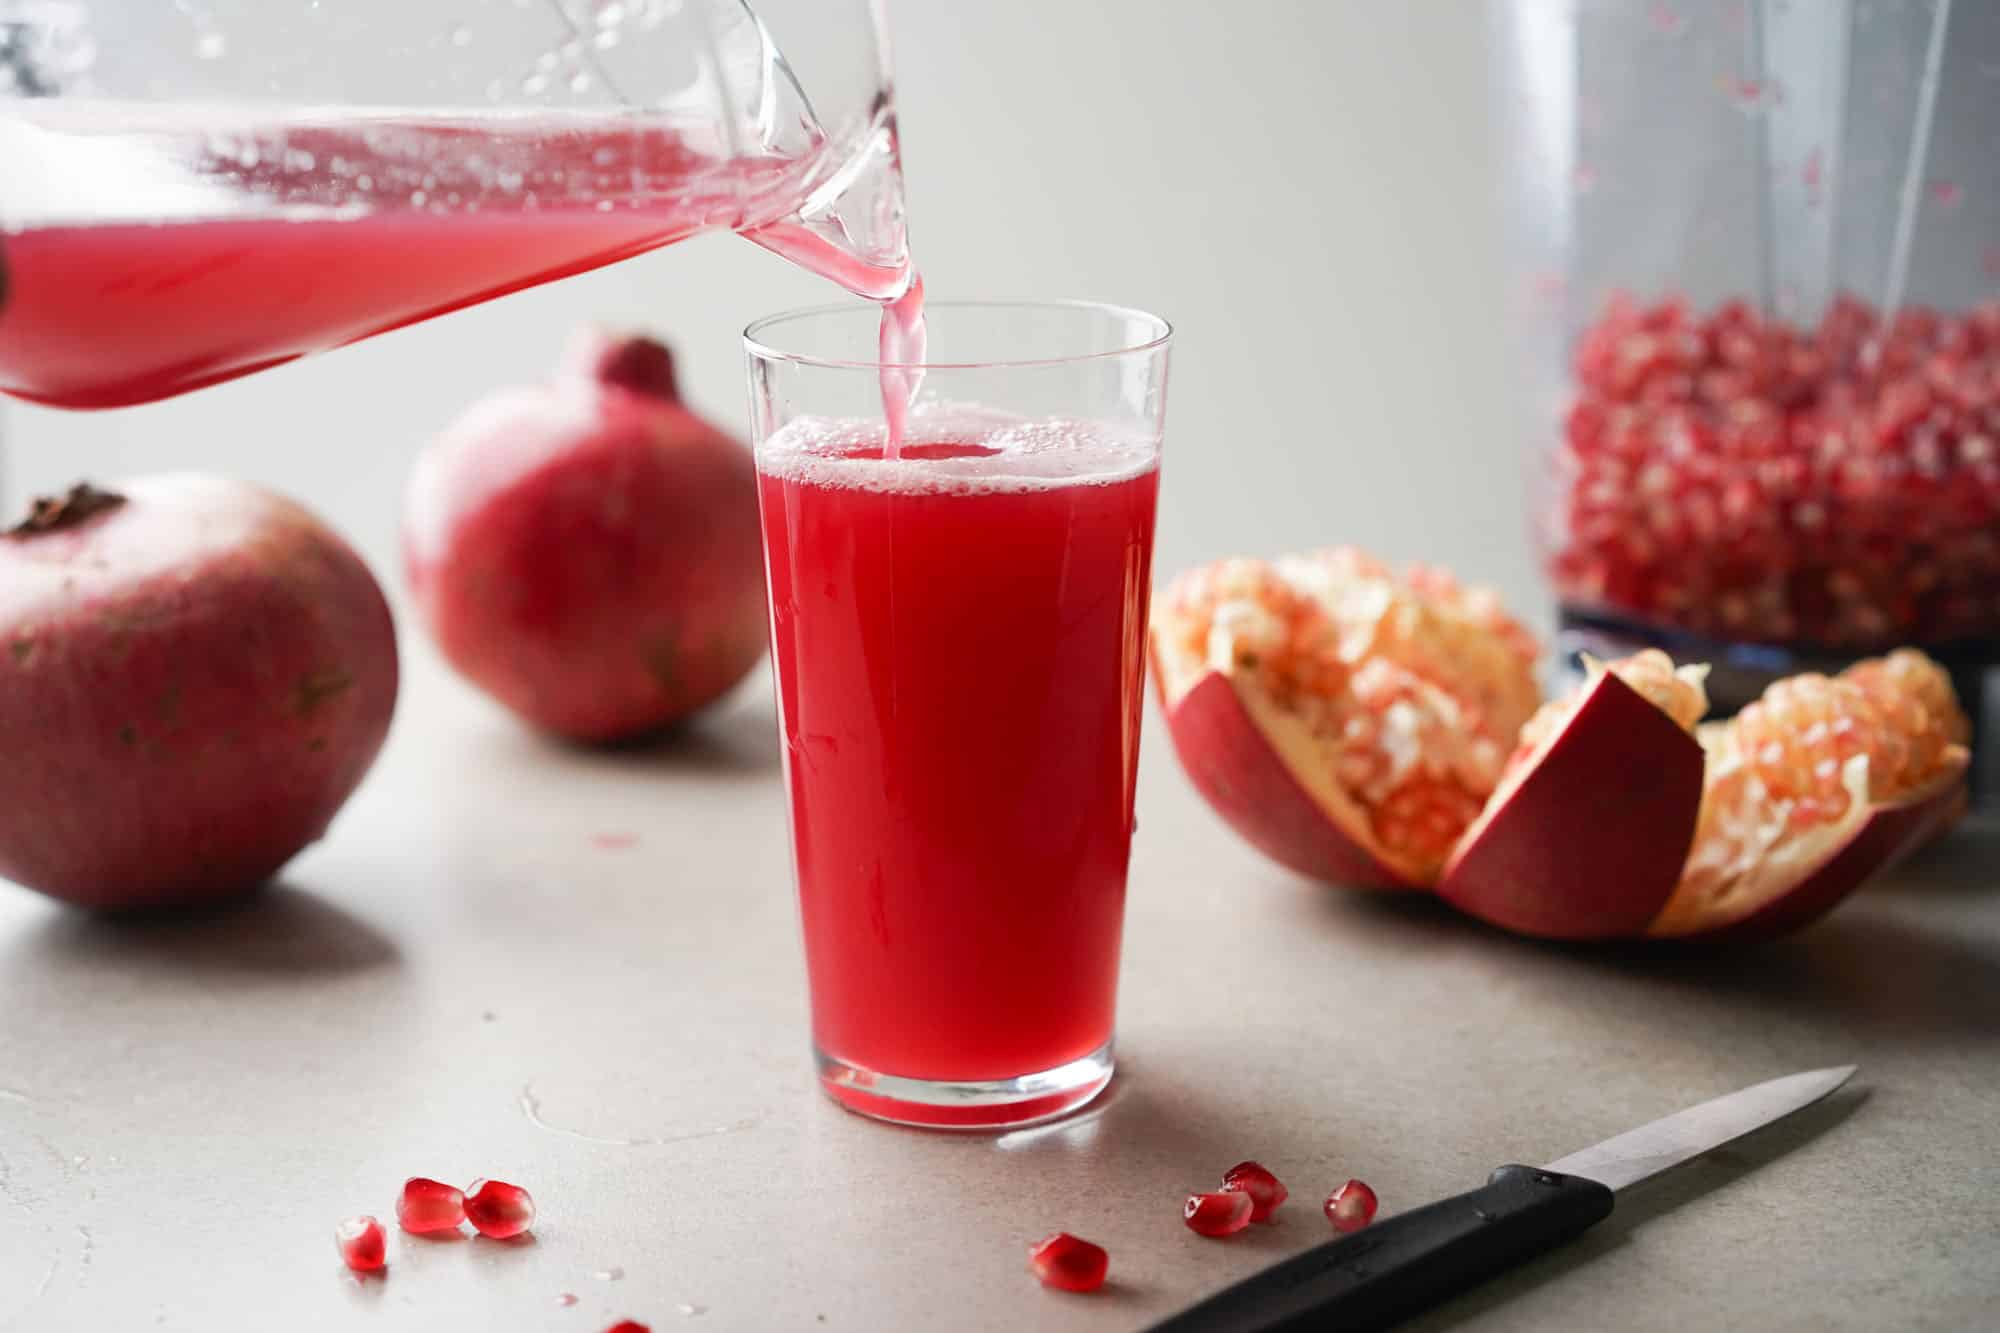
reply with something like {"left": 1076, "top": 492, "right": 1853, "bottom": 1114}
{"left": 757, "top": 404, "right": 1160, "bottom": 494}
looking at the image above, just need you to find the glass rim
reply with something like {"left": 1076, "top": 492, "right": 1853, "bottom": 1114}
{"left": 742, "top": 298, "right": 1173, "bottom": 372}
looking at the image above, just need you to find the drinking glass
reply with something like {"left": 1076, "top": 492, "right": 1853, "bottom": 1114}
{"left": 746, "top": 300, "right": 1171, "bottom": 1128}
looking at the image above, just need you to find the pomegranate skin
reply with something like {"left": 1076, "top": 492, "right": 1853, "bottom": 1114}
{"left": 403, "top": 331, "right": 767, "bottom": 743}
{"left": 0, "top": 476, "right": 398, "bottom": 910}
{"left": 1149, "top": 647, "right": 1425, "bottom": 891}
{"left": 1438, "top": 671, "right": 1705, "bottom": 941}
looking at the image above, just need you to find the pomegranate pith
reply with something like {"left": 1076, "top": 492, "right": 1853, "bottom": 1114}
{"left": 335, "top": 1215, "right": 387, "bottom": 1272}
{"left": 1027, "top": 1232, "right": 1110, "bottom": 1292}
{"left": 1219, "top": 1160, "right": 1288, "bottom": 1222}
{"left": 396, "top": 1177, "right": 466, "bottom": 1234}
{"left": 464, "top": 1179, "right": 535, "bottom": 1239}
{"left": 1325, "top": 1180, "right": 1378, "bottom": 1233}
{"left": 1184, "top": 1190, "right": 1255, "bottom": 1238}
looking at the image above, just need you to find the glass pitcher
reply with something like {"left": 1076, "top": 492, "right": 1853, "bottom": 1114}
{"left": 1487, "top": 0, "right": 1997, "bottom": 776}
{"left": 0, "top": 0, "right": 910, "bottom": 410}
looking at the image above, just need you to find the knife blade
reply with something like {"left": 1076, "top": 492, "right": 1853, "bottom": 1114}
{"left": 1148, "top": 1066, "right": 1857, "bottom": 1333}
{"left": 1545, "top": 1065, "right": 1855, "bottom": 1190}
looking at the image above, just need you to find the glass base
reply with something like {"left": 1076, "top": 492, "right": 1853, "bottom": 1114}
{"left": 815, "top": 1039, "right": 1114, "bottom": 1130}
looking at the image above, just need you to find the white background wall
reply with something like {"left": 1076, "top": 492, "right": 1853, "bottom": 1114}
{"left": 6, "top": 1, "right": 1537, "bottom": 628}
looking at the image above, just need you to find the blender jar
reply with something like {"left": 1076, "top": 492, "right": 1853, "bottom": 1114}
{"left": 1488, "top": 0, "right": 1997, "bottom": 774}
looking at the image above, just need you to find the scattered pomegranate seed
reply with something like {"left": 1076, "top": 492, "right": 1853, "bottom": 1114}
{"left": 396, "top": 1177, "right": 466, "bottom": 1234}
{"left": 602, "top": 1323, "right": 650, "bottom": 1333}
{"left": 1027, "top": 1232, "right": 1109, "bottom": 1293}
{"left": 464, "top": 1178, "right": 536, "bottom": 1239}
{"left": 334, "top": 1215, "right": 387, "bottom": 1272}
{"left": 1325, "top": 1179, "right": 1379, "bottom": 1234}
{"left": 1183, "top": 1190, "right": 1255, "bottom": 1238}
{"left": 1219, "top": 1160, "right": 1289, "bottom": 1222}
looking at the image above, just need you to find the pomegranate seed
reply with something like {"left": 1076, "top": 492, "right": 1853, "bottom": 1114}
{"left": 1183, "top": 1190, "right": 1255, "bottom": 1238}
{"left": 1325, "top": 1179, "right": 1379, "bottom": 1234}
{"left": 1555, "top": 294, "right": 2000, "bottom": 647}
{"left": 1027, "top": 1232, "right": 1109, "bottom": 1293}
{"left": 464, "top": 1179, "right": 536, "bottom": 1239}
{"left": 396, "top": 1177, "right": 466, "bottom": 1234}
{"left": 603, "top": 1323, "right": 651, "bottom": 1333}
{"left": 1219, "top": 1160, "right": 1289, "bottom": 1222}
{"left": 334, "top": 1215, "right": 387, "bottom": 1272}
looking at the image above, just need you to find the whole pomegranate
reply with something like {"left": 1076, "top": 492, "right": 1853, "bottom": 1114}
{"left": 403, "top": 330, "right": 767, "bottom": 742}
{"left": 0, "top": 477, "right": 398, "bottom": 910}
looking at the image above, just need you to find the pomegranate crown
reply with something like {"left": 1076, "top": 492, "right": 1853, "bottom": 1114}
{"left": 6, "top": 482, "right": 127, "bottom": 538}
{"left": 563, "top": 327, "right": 679, "bottom": 402}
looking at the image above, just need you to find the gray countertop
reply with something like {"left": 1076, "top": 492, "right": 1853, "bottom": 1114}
{"left": 2, "top": 646, "right": 1996, "bottom": 1331}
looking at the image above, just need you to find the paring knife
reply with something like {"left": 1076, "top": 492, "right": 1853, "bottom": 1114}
{"left": 1149, "top": 1066, "right": 1856, "bottom": 1333}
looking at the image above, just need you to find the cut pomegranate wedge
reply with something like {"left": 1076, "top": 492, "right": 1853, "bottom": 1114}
{"left": 1150, "top": 553, "right": 1540, "bottom": 890}
{"left": 1149, "top": 665, "right": 1429, "bottom": 889}
{"left": 1649, "top": 654, "right": 1970, "bottom": 940}
{"left": 1439, "top": 653, "right": 1708, "bottom": 940}
{"left": 1151, "top": 552, "right": 1970, "bottom": 942}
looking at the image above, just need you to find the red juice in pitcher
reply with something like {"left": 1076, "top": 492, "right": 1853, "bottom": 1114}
{"left": 0, "top": 112, "right": 913, "bottom": 408}
{"left": 0, "top": 206, "right": 727, "bottom": 409}
{"left": 757, "top": 418, "right": 1160, "bottom": 1100}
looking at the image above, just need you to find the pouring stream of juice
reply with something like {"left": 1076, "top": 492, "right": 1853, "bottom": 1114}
{"left": 0, "top": 100, "right": 925, "bottom": 448}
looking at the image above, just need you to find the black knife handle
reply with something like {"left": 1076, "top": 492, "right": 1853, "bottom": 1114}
{"left": 1148, "top": 1165, "right": 1615, "bottom": 1333}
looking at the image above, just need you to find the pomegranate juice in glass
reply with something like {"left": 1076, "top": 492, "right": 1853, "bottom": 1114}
{"left": 747, "top": 301, "right": 1171, "bottom": 1128}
